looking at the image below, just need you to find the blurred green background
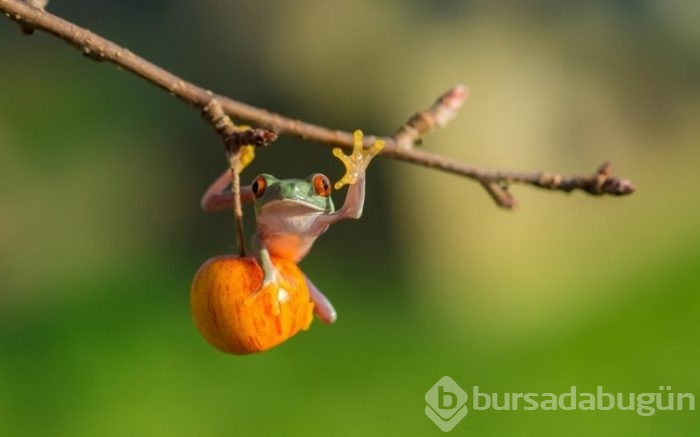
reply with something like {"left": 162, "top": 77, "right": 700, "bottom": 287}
{"left": 1, "top": 1, "right": 698, "bottom": 435}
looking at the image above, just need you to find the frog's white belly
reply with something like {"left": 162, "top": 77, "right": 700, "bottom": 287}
{"left": 256, "top": 209, "right": 330, "bottom": 262}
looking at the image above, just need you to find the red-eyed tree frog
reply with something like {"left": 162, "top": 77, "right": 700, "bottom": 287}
{"left": 200, "top": 130, "right": 384, "bottom": 325}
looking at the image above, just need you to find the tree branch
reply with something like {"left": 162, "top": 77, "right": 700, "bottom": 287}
{"left": 0, "top": 0, "right": 635, "bottom": 209}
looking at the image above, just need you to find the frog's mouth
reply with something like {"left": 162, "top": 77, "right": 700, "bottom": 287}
{"left": 258, "top": 199, "right": 326, "bottom": 216}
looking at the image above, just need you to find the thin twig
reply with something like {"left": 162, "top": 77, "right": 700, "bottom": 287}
{"left": 0, "top": 0, "right": 635, "bottom": 209}
{"left": 480, "top": 181, "right": 517, "bottom": 209}
{"left": 228, "top": 153, "right": 246, "bottom": 257}
{"left": 201, "top": 101, "right": 247, "bottom": 256}
{"left": 394, "top": 84, "right": 469, "bottom": 149}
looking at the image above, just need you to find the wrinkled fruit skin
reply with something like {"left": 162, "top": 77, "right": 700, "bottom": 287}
{"left": 190, "top": 255, "right": 314, "bottom": 355}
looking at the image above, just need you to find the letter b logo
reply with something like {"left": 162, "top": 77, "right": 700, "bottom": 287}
{"left": 439, "top": 385, "right": 457, "bottom": 409}
{"left": 425, "top": 377, "right": 468, "bottom": 432}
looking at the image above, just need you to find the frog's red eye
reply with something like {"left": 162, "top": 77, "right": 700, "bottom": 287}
{"left": 312, "top": 174, "right": 331, "bottom": 197}
{"left": 251, "top": 175, "right": 267, "bottom": 198}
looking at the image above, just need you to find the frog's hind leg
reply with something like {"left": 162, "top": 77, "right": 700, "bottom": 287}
{"left": 305, "top": 276, "right": 337, "bottom": 324}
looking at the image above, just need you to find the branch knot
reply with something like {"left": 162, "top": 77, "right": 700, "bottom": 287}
{"left": 202, "top": 100, "right": 277, "bottom": 155}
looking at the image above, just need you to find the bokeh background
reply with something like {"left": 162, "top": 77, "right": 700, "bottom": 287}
{"left": 1, "top": 1, "right": 698, "bottom": 435}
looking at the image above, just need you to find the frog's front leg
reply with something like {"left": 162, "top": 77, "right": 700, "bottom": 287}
{"left": 321, "top": 130, "right": 384, "bottom": 224}
{"left": 246, "top": 234, "right": 290, "bottom": 315}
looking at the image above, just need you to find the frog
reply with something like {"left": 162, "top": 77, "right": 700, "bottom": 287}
{"left": 200, "top": 130, "right": 384, "bottom": 325}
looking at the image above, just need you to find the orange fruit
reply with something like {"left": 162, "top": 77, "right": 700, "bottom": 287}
{"left": 190, "top": 255, "right": 314, "bottom": 354}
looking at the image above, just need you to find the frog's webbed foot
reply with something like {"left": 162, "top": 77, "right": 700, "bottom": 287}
{"left": 246, "top": 266, "right": 291, "bottom": 316}
{"left": 237, "top": 144, "right": 257, "bottom": 171}
{"left": 226, "top": 124, "right": 261, "bottom": 170}
{"left": 333, "top": 130, "right": 384, "bottom": 189}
